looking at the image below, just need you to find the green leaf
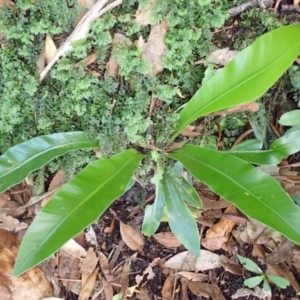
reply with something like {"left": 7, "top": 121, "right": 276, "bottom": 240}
{"left": 175, "top": 176, "right": 202, "bottom": 208}
{"left": 13, "top": 149, "right": 144, "bottom": 277}
{"left": 268, "top": 275, "right": 290, "bottom": 289}
{"left": 171, "top": 23, "right": 300, "bottom": 140}
{"left": 162, "top": 172, "right": 200, "bottom": 256}
{"left": 142, "top": 174, "right": 165, "bottom": 236}
{"left": 231, "top": 139, "right": 263, "bottom": 151}
{"left": 279, "top": 110, "right": 300, "bottom": 126}
{"left": 263, "top": 278, "right": 271, "bottom": 292}
{"left": 168, "top": 144, "right": 300, "bottom": 245}
{"left": 228, "top": 130, "right": 300, "bottom": 165}
{"left": 244, "top": 276, "right": 265, "bottom": 288}
{"left": 0, "top": 132, "right": 98, "bottom": 194}
{"left": 237, "top": 255, "right": 263, "bottom": 274}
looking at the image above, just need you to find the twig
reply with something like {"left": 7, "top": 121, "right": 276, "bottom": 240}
{"left": 40, "top": 0, "right": 122, "bottom": 81}
{"left": 228, "top": 0, "right": 273, "bottom": 17}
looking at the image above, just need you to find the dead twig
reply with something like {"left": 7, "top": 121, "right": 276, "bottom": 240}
{"left": 40, "top": 0, "right": 122, "bottom": 81}
{"left": 228, "top": 0, "right": 273, "bottom": 17}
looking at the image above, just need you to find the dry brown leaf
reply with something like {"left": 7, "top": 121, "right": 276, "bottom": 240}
{"left": 140, "top": 20, "right": 169, "bottom": 77}
{"left": 134, "top": 0, "right": 156, "bottom": 26}
{"left": 294, "top": 0, "right": 300, "bottom": 5}
{"left": 232, "top": 287, "right": 271, "bottom": 299}
{"left": 153, "top": 232, "right": 182, "bottom": 248}
{"left": 201, "top": 206, "right": 236, "bottom": 251}
{"left": 185, "top": 280, "right": 225, "bottom": 300}
{"left": 0, "top": 215, "right": 28, "bottom": 232}
{"left": 98, "top": 251, "right": 114, "bottom": 282}
{"left": 177, "top": 271, "right": 209, "bottom": 282}
{"left": 106, "top": 33, "right": 131, "bottom": 77}
{"left": 104, "top": 217, "right": 115, "bottom": 233}
{"left": 120, "top": 221, "right": 144, "bottom": 252}
{"left": 181, "top": 125, "right": 201, "bottom": 137}
{"left": 135, "top": 259, "right": 158, "bottom": 285}
{"left": 99, "top": 275, "right": 113, "bottom": 300}
{"left": 207, "top": 48, "right": 239, "bottom": 66}
{"left": 212, "top": 102, "right": 259, "bottom": 117}
{"left": 0, "top": 229, "right": 53, "bottom": 299}
{"left": 0, "top": 0, "right": 14, "bottom": 7}
{"left": 79, "top": 267, "right": 99, "bottom": 300}
{"left": 80, "top": 247, "right": 98, "bottom": 275}
{"left": 73, "top": 51, "right": 99, "bottom": 68}
{"left": 161, "top": 270, "right": 175, "bottom": 300}
{"left": 45, "top": 34, "right": 57, "bottom": 64}
{"left": 78, "top": 0, "right": 95, "bottom": 9}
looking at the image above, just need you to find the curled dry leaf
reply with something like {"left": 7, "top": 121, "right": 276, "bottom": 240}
{"left": 161, "top": 270, "right": 175, "bottom": 300}
{"left": 98, "top": 251, "right": 114, "bottom": 282}
{"left": 212, "top": 101, "right": 259, "bottom": 117}
{"left": 177, "top": 271, "right": 209, "bottom": 282}
{"left": 153, "top": 232, "right": 182, "bottom": 248}
{"left": 45, "top": 34, "right": 57, "bottom": 64}
{"left": 201, "top": 206, "right": 237, "bottom": 251}
{"left": 181, "top": 125, "right": 201, "bottom": 137}
{"left": 120, "top": 221, "right": 145, "bottom": 252}
{"left": 0, "top": 229, "right": 53, "bottom": 300}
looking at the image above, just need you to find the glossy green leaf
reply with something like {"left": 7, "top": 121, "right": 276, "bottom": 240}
{"left": 228, "top": 130, "right": 300, "bottom": 165}
{"left": 168, "top": 144, "right": 300, "bottom": 245}
{"left": 244, "top": 276, "right": 265, "bottom": 288}
{"left": 142, "top": 174, "right": 165, "bottom": 236}
{"left": 0, "top": 132, "right": 98, "bottom": 193}
{"left": 176, "top": 176, "right": 202, "bottom": 208}
{"left": 162, "top": 172, "right": 200, "bottom": 256}
{"left": 231, "top": 139, "right": 263, "bottom": 151}
{"left": 237, "top": 255, "right": 262, "bottom": 274}
{"left": 171, "top": 23, "right": 300, "bottom": 140}
{"left": 268, "top": 275, "right": 290, "bottom": 289}
{"left": 279, "top": 110, "right": 300, "bottom": 126}
{"left": 13, "top": 149, "right": 144, "bottom": 277}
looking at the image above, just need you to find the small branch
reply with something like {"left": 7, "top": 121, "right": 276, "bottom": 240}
{"left": 281, "top": 4, "right": 300, "bottom": 14}
{"left": 40, "top": 0, "right": 122, "bottom": 81}
{"left": 228, "top": 0, "right": 273, "bottom": 17}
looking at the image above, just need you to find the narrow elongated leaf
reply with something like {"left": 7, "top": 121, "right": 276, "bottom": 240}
{"left": 0, "top": 132, "right": 98, "bottom": 193}
{"left": 13, "top": 149, "right": 144, "bottom": 277}
{"left": 171, "top": 23, "right": 300, "bottom": 140}
{"left": 176, "top": 176, "right": 202, "bottom": 208}
{"left": 279, "top": 110, "right": 300, "bottom": 126}
{"left": 228, "top": 130, "right": 300, "bottom": 165}
{"left": 162, "top": 172, "right": 200, "bottom": 256}
{"left": 168, "top": 144, "right": 300, "bottom": 245}
{"left": 142, "top": 175, "right": 165, "bottom": 235}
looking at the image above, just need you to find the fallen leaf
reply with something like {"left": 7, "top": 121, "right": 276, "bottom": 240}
{"left": 0, "top": 0, "right": 14, "bottom": 7}
{"left": 207, "top": 48, "right": 239, "bottom": 66}
{"left": 120, "top": 221, "right": 145, "bottom": 252}
{"left": 202, "top": 206, "right": 236, "bottom": 250}
{"left": 232, "top": 286, "right": 271, "bottom": 299}
{"left": 78, "top": 0, "right": 94, "bottom": 9}
{"left": 79, "top": 267, "right": 99, "bottom": 300}
{"left": 181, "top": 125, "right": 201, "bottom": 137}
{"left": 177, "top": 271, "right": 209, "bottom": 282}
{"left": 98, "top": 251, "right": 114, "bottom": 282}
{"left": 161, "top": 270, "right": 175, "bottom": 300}
{"left": 153, "top": 232, "right": 182, "bottom": 248}
{"left": 0, "top": 229, "right": 53, "bottom": 299}
{"left": 73, "top": 51, "right": 99, "bottom": 68}
{"left": 212, "top": 102, "right": 259, "bottom": 117}
{"left": 106, "top": 33, "right": 131, "bottom": 77}
{"left": 134, "top": 0, "right": 157, "bottom": 26}
{"left": 140, "top": 19, "right": 169, "bottom": 76}
{"left": 185, "top": 280, "right": 225, "bottom": 300}
{"left": 135, "top": 260, "right": 157, "bottom": 285}
{"left": 118, "top": 253, "right": 137, "bottom": 296}
{"left": 45, "top": 34, "right": 57, "bottom": 64}
{"left": 0, "top": 215, "right": 28, "bottom": 232}
{"left": 100, "top": 275, "right": 113, "bottom": 300}
{"left": 80, "top": 247, "right": 98, "bottom": 275}
{"left": 163, "top": 250, "right": 224, "bottom": 271}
